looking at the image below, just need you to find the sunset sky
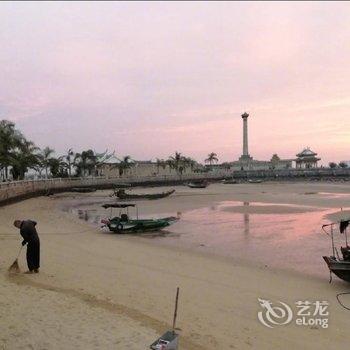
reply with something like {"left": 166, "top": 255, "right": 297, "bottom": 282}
{"left": 0, "top": 1, "right": 349, "bottom": 164}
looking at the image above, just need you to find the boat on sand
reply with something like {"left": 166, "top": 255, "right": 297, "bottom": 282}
{"left": 323, "top": 219, "right": 350, "bottom": 282}
{"left": 112, "top": 189, "right": 175, "bottom": 200}
{"left": 187, "top": 181, "right": 208, "bottom": 189}
{"left": 101, "top": 203, "right": 178, "bottom": 234}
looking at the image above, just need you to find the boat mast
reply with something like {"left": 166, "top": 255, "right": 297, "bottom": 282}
{"left": 172, "top": 287, "right": 180, "bottom": 333}
{"left": 331, "top": 224, "right": 335, "bottom": 257}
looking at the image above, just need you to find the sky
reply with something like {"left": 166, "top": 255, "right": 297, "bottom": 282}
{"left": 0, "top": 1, "right": 349, "bottom": 164}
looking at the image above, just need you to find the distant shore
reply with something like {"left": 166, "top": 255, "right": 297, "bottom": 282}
{"left": 1, "top": 167, "right": 349, "bottom": 207}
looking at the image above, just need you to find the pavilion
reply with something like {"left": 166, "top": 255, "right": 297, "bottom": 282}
{"left": 295, "top": 148, "right": 321, "bottom": 169}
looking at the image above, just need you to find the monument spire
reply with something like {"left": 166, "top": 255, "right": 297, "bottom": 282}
{"left": 239, "top": 112, "right": 252, "bottom": 161}
{"left": 242, "top": 112, "right": 249, "bottom": 156}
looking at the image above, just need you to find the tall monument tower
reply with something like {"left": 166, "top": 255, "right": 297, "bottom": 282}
{"left": 239, "top": 112, "right": 252, "bottom": 161}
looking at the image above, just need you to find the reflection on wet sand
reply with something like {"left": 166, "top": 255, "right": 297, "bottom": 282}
{"left": 68, "top": 195, "right": 350, "bottom": 278}
{"left": 243, "top": 202, "right": 250, "bottom": 238}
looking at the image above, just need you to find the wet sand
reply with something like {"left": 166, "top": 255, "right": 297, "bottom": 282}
{"left": 1, "top": 182, "right": 350, "bottom": 349}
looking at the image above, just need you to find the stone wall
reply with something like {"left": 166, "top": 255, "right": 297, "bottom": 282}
{"left": 0, "top": 173, "right": 228, "bottom": 206}
{"left": 230, "top": 168, "right": 350, "bottom": 180}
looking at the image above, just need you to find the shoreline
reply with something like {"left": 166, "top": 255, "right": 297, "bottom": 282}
{"left": 1, "top": 183, "right": 350, "bottom": 349}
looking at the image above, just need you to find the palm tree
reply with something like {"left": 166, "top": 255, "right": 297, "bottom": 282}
{"left": 64, "top": 148, "right": 75, "bottom": 177}
{"left": 0, "top": 120, "right": 24, "bottom": 180}
{"left": 168, "top": 152, "right": 184, "bottom": 175}
{"left": 74, "top": 150, "right": 96, "bottom": 177}
{"left": 40, "top": 146, "right": 55, "bottom": 178}
{"left": 183, "top": 157, "right": 197, "bottom": 172}
{"left": 205, "top": 152, "right": 219, "bottom": 166}
{"left": 118, "top": 155, "right": 133, "bottom": 176}
{"left": 10, "top": 140, "right": 40, "bottom": 180}
{"left": 49, "top": 156, "right": 68, "bottom": 178}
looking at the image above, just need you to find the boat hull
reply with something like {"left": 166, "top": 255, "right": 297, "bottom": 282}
{"left": 116, "top": 189, "right": 175, "bottom": 200}
{"left": 323, "top": 256, "right": 350, "bottom": 282}
{"left": 187, "top": 183, "right": 207, "bottom": 188}
{"left": 107, "top": 217, "right": 178, "bottom": 234}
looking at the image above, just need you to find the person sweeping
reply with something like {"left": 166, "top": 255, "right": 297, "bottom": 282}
{"left": 13, "top": 220, "right": 40, "bottom": 273}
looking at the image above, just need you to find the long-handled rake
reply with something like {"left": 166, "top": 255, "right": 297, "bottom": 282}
{"left": 8, "top": 246, "right": 23, "bottom": 273}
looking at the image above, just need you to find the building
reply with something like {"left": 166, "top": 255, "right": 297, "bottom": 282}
{"left": 95, "top": 151, "right": 195, "bottom": 178}
{"left": 295, "top": 148, "right": 321, "bottom": 169}
{"left": 230, "top": 113, "right": 294, "bottom": 171}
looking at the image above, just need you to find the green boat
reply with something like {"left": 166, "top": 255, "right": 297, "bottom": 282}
{"left": 101, "top": 203, "right": 178, "bottom": 234}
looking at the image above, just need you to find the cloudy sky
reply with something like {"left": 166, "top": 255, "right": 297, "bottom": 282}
{"left": 1, "top": 1, "right": 349, "bottom": 164}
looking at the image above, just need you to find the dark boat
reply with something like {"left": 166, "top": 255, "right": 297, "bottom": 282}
{"left": 70, "top": 187, "right": 97, "bottom": 193}
{"left": 187, "top": 181, "right": 208, "bottom": 189}
{"left": 101, "top": 203, "right": 178, "bottom": 234}
{"left": 323, "top": 219, "right": 350, "bottom": 282}
{"left": 112, "top": 189, "right": 175, "bottom": 200}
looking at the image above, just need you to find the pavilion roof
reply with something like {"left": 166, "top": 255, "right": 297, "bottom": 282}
{"left": 296, "top": 147, "right": 318, "bottom": 157}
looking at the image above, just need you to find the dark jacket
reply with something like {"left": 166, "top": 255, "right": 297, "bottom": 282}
{"left": 20, "top": 220, "right": 39, "bottom": 245}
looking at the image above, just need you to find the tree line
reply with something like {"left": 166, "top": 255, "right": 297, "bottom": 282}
{"left": 0, "top": 120, "right": 101, "bottom": 180}
{"left": 0, "top": 120, "right": 220, "bottom": 181}
{"left": 329, "top": 162, "right": 348, "bottom": 169}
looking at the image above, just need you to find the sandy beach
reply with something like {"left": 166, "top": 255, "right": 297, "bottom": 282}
{"left": 1, "top": 182, "right": 350, "bottom": 349}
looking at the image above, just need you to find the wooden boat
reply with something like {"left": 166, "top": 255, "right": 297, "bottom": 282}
{"left": 323, "top": 219, "right": 350, "bottom": 282}
{"left": 222, "top": 179, "right": 237, "bottom": 184}
{"left": 70, "top": 187, "right": 97, "bottom": 193}
{"left": 187, "top": 181, "right": 208, "bottom": 189}
{"left": 248, "top": 179, "right": 262, "bottom": 184}
{"left": 101, "top": 203, "right": 178, "bottom": 234}
{"left": 113, "top": 189, "right": 175, "bottom": 200}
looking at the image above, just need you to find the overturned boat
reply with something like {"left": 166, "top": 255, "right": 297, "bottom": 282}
{"left": 112, "top": 189, "right": 175, "bottom": 200}
{"left": 323, "top": 219, "right": 350, "bottom": 282}
{"left": 101, "top": 203, "right": 178, "bottom": 234}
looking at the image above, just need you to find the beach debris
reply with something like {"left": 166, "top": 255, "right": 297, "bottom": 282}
{"left": 150, "top": 287, "right": 180, "bottom": 350}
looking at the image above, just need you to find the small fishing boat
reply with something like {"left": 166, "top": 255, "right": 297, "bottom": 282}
{"left": 112, "top": 189, "right": 175, "bottom": 200}
{"left": 101, "top": 203, "right": 178, "bottom": 234}
{"left": 187, "top": 181, "right": 208, "bottom": 189}
{"left": 248, "top": 179, "right": 262, "bottom": 184}
{"left": 323, "top": 219, "right": 350, "bottom": 282}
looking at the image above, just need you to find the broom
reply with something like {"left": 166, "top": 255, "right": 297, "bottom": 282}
{"left": 8, "top": 245, "right": 23, "bottom": 273}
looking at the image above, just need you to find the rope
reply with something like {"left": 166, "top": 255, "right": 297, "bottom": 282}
{"left": 336, "top": 292, "right": 350, "bottom": 311}
{"left": 0, "top": 227, "right": 99, "bottom": 236}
